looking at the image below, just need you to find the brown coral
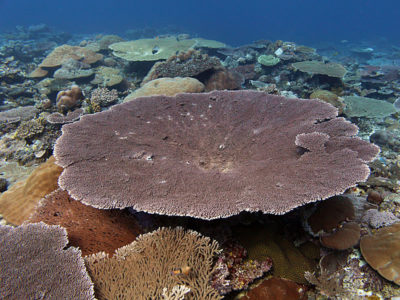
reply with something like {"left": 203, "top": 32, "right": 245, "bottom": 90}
{"left": 27, "top": 189, "right": 142, "bottom": 256}
{"left": 320, "top": 222, "right": 361, "bottom": 250}
{"left": 85, "top": 227, "right": 222, "bottom": 299}
{"left": 0, "top": 222, "right": 94, "bottom": 299}
{"left": 306, "top": 195, "right": 355, "bottom": 235}
{"left": 239, "top": 277, "right": 307, "bottom": 300}
{"left": 360, "top": 222, "right": 400, "bottom": 285}
{"left": 54, "top": 90, "right": 379, "bottom": 220}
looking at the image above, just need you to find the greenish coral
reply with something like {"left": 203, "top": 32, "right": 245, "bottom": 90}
{"left": 343, "top": 96, "right": 396, "bottom": 119}
{"left": 109, "top": 37, "right": 226, "bottom": 61}
{"left": 109, "top": 37, "right": 196, "bottom": 61}
{"left": 257, "top": 54, "right": 280, "bottom": 67}
{"left": 192, "top": 38, "right": 226, "bottom": 48}
{"left": 235, "top": 224, "right": 317, "bottom": 284}
{"left": 292, "top": 60, "right": 347, "bottom": 78}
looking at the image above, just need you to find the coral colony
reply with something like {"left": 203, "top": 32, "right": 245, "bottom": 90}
{"left": 1, "top": 29, "right": 400, "bottom": 299}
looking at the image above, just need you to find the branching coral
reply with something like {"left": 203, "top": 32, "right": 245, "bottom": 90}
{"left": 85, "top": 227, "right": 222, "bottom": 299}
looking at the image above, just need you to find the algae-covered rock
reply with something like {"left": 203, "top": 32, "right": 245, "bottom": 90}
{"left": 343, "top": 96, "right": 396, "bottom": 119}
{"left": 53, "top": 59, "right": 94, "bottom": 80}
{"left": 257, "top": 54, "right": 280, "bottom": 67}
{"left": 97, "top": 35, "right": 125, "bottom": 50}
{"left": 13, "top": 119, "right": 44, "bottom": 140}
{"left": 292, "top": 60, "right": 347, "bottom": 78}
{"left": 109, "top": 37, "right": 196, "bottom": 61}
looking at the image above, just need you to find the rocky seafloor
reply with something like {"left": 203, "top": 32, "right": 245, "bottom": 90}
{"left": 0, "top": 24, "right": 400, "bottom": 299}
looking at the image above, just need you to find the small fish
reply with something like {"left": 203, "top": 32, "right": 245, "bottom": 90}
{"left": 152, "top": 45, "right": 159, "bottom": 54}
{"left": 171, "top": 266, "right": 191, "bottom": 276}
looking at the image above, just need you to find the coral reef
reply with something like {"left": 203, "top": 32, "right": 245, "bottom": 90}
{"left": 0, "top": 222, "right": 94, "bottom": 299}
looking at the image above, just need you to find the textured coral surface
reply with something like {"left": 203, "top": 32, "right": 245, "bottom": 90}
{"left": 55, "top": 90, "right": 379, "bottom": 219}
{"left": 0, "top": 223, "right": 94, "bottom": 299}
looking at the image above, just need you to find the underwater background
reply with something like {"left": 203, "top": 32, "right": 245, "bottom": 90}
{"left": 1, "top": 0, "right": 400, "bottom": 46}
{"left": 1, "top": 0, "right": 400, "bottom": 299}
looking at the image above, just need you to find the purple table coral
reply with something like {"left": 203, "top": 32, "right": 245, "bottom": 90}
{"left": 54, "top": 90, "right": 379, "bottom": 219}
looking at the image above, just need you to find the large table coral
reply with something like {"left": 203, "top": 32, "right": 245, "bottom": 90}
{"left": 0, "top": 223, "right": 94, "bottom": 299}
{"left": 54, "top": 90, "right": 379, "bottom": 219}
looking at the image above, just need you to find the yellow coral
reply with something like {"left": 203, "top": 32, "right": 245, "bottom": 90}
{"left": 0, "top": 156, "right": 63, "bottom": 225}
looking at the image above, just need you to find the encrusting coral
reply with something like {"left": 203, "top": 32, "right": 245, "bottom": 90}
{"left": 0, "top": 222, "right": 95, "bottom": 299}
{"left": 85, "top": 227, "right": 222, "bottom": 299}
{"left": 54, "top": 90, "right": 379, "bottom": 220}
{"left": 27, "top": 189, "right": 142, "bottom": 256}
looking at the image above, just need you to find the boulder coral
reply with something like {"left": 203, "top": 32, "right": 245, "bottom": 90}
{"left": 56, "top": 85, "right": 85, "bottom": 112}
{"left": 54, "top": 90, "right": 379, "bottom": 220}
{"left": 124, "top": 77, "right": 204, "bottom": 102}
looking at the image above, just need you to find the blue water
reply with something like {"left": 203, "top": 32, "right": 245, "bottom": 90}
{"left": 0, "top": 0, "right": 399, "bottom": 46}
